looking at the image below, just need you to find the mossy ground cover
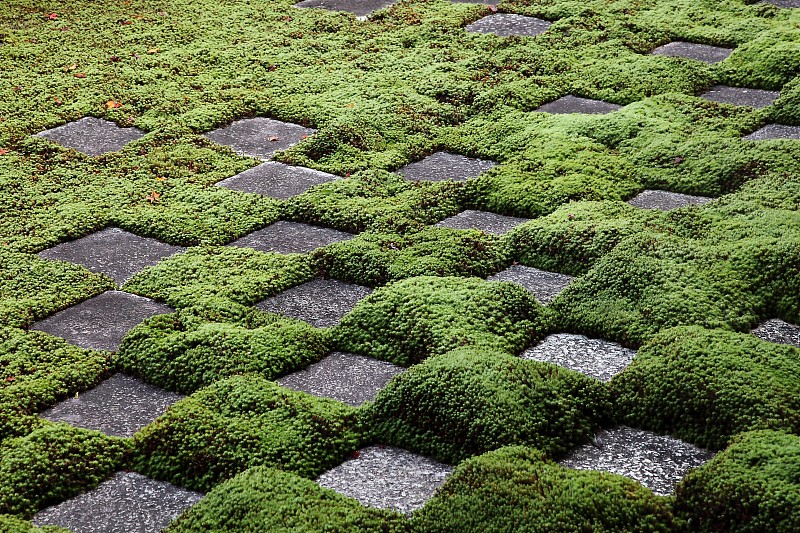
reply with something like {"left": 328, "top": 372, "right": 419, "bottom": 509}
{"left": 2, "top": 0, "right": 800, "bottom": 529}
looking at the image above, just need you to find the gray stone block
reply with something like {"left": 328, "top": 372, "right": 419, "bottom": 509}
{"left": 742, "top": 124, "right": 800, "bottom": 141}
{"left": 36, "top": 117, "right": 144, "bottom": 156}
{"left": 700, "top": 85, "right": 780, "bottom": 109}
{"left": 522, "top": 333, "right": 636, "bottom": 381}
{"left": 256, "top": 278, "right": 372, "bottom": 327}
{"left": 488, "top": 265, "right": 574, "bottom": 304}
{"left": 295, "top": 0, "right": 397, "bottom": 16}
{"left": 752, "top": 318, "right": 800, "bottom": 348}
{"left": 228, "top": 221, "right": 354, "bottom": 254}
{"left": 203, "top": 117, "right": 315, "bottom": 160}
{"left": 466, "top": 14, "right": 552, "bottom": 37}
{"left": 627, "top": 190, "right": 713, "bottom": 211}
{"left": 536, "top": 95, "right": 622, "bottom": 115}
{"left": 436, "top": 209, "right": 529, "bottom": 235}
{"left": 216, "top": 161, "right": 338, "bottom": 199}
{"left": 651, "top": 41, "right": 733, "bottom": 64}
{"left": 397, "top": 151, "right": 497, "bottom": 182}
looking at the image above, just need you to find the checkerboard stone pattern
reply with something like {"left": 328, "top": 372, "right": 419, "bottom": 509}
{"left": 397, "top": 152, "right": 497, "bottom": 182}
{"left": 316, "top": 446, "right": 453, "bottom": 515}
{"left": 39, "top": 374, "right": 184, "bottom": 438}
{"left": 203, "top": 117, "right": 315, "bottom": 160}
{"left": 38, "top": 227, "right": 185, "bottom": 286}
{"left": 466, "top": 14, "right": 552, "bottom": 37}
{"left": 34, "top": 471, "right": 203, "bottom": 533}
{"left": 36, "top": 117, "right": 145, "bottom": 156}
{"left": 488, "top": 265, "right": 574, "bottom": 304}
{"left": 627, "top": 190, "right": 713, "bottom": 211}
{"left": 536, "top": 95, "right": 622, "bottom": 115}
{"left": 752, "top": 318, "right": 800, "bottom": 348}
{"left": 228, "top": 221, "right": 354, "bottom": 254}
{"left": 650, "top": 42, "right": 733, "bottom": 64}
{"left": 558, "top": 426, "right": 715, "bottom": 496}
{"left": 31, "top": 291, "right": 173, "bottom": 351}
{"left": 436, "top": 210, "right": 529, "bottom": 235}
{"left": 522, "top": 334, "right": 636, "bottom": 382}
{"left": 700, "top": 86, "right": 780, "bottom": 109}
{"left": 256, "top": 278, "right": 372, "bottom": 327}
{"left": 277, "top": 352, "right": 405, "bottom": 406}
{"left": 743, "top": 124, "right": 800, "bottom": 141}
{"left": 295, "top": 0, "right": 396, "bottom": 16}
{"left": 216, "top": 161, "right": 338, "bottom": 199}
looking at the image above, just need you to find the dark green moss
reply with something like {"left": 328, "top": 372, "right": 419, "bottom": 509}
{"left": 0, "top": 515, "right": 68, "bottom": 533}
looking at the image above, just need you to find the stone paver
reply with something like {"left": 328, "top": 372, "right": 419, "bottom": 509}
{"left": 762, "top": 0, "right": 800, "bottom": 7}
{"left": 216, "top": 161, "right": 338, "bottom": 199}
{"left": 452, "top": 0, "right": 497, "bottom": 4}
{"left": 34, "top": 471, "right": 203, "bottom": 533}
{"left": 700, "top": 85, "right": 780, "bottom": 109}
{"left": 535, "top": 95, "right": 622, "bottom": 115}
{"left": 521, "top": 333, "right": 637, "bottom": 382}
{"left": 316, "top": 445, "right": 453, "bottom": 515}
{"left": 752, "top": 318, "right": 800, "bottom": 348}
{"left": 558, "top": 426, "right": 714, "bottom": 496}
{"left": 30, "top": 291, "right": 173, "bottom": 351}
{"left": 295, "top": 0, "right": 396, "bottom": 16}
{"left": 627, "top": 190, "right": 713, "bottom": 211}
{"left": 397, "top": 152, "right": 497, "bottom": 182}
{"left": 39, "top": 374, "right": 184, "bottom": 438}
{"left": 466, "top": 14, "right": 552, "bottom": 37}
{"left": 277, "top": 351, "right": 405, "bottom": 406}
{"left": 204, "top": 117, "right": 315, "bottom": 160}
{"left": 488, "top": 265, "right": 574, "bottom": 304}
{"left": 651, "top": 42, "right": 733, "bottom": 64}
{"left": 743, "top": 124, "right": 800, "bottom": 141}
{"left": 436, "top": 209, "right": 529, "bottom": 235}
{"left": 36, "top": 117, "right": 145, "bottom": 156}
{"left": 38, "top": 227, "right": 185, "bottom": 286}
{"left": 256, "top": 278, "right": 372, "bottom": 327}
{"left": 228, "top": 221, "right": 355, "bottom": 254}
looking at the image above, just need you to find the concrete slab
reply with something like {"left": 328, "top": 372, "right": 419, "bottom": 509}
{"left": 256, "top": 278, "right": 372, "bottom": 327}
{"left": 521, "top": 333, "right": 636, "bottom": 382}
{"left": 743, "top": 124, "right": 800, "bottom": 141}
{"left": 488, "top": 265, "right": 574, "bottom": 304}
{"left": 466, "top": 14, "right": 551, "bottom": 37}
{"left": 204, "top": 117, "right": 315, "bottom": 160}
{"left": 436, "top": 209, "right": 529, "bottom": 235}
{"left": 216, "top": 161, "right": 338, "bottom": 199}
{"left": 295, "top": 0, "right": 396, "bottom": 16}
{"left": 651, "top": 42, "right": 733, "bottom": 64}
{"left": 700, "top": 85, "right": 779, "bottom": 109}
{"left": 228, "top": 221, "right": 354, "bottom": 254}
{"left": 36, "top": 117, "right": 144, "bottom": 156}
{"left": 535, "top": 95, "right": 622, "bottom": 115}
{"left": 397, "top": 152, "right": 497, "bottom": 182}
{"left": 627, "top": 190, "right": 713, "bottom": 211}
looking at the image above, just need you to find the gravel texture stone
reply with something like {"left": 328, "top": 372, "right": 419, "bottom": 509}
{"left": 203, "top": 117, "right": 315, "bottom": 160}
{"left": 742, "top": 124, "right": 800, "bottom": 140}
{"left": 228, "top": 221, "right": 355, "bottom": 254}
{"left": 752, "top": 318, "right": 800, "bottom": 348}
{"left": 256, "top": 278, "right": 372, "bottom": 327}
{"left": 397, "top": 151, "right": 497, "bottom": 182}
{"left": 627, "top": 190, "right": 713, "bottom": 210}
{"left": 30, "top": 291, "right": 174, "bottom": 351}
{"left": 38, "top": 227, "right": 185, "bottom": 286}
{"left": 39, "top": 374, "right": 184, "bottom": 438}
{"left": 488, "top": 265, "right": 574, "bottom": 304}
{"left": 650, "top": 41, "right": 733, "bottom": 63}
{"left": 762, "top": 0, "right": 800, "bottom": 6}
{"left": 558, "top": 426, "right": 715, "bottom": 496}
{"left": 700, "top": 85, "right": 780, "bottom": 109}
{"left": 294, "top": 0, "right": 396, "bottom": 16}
{"left": 436, "top": 209, "right": 529, "bottom": 235}
{"left": 466, "top": 14, "right": 552, "bottom": 37}
{"left": 535, "top": 95, "right": 622, "bottom": 114}
{"left": 277, "top": 351, "right": 405, "bottom": 406}
{"left": 316, "top": 445, "right": 453, "bottom": 515}
{"left": 521, "top": 333, "right": 637, "bottom": 382}
{"left": 33, "top": 471, "right": 203, "bottom": 533}
{"left": 216, "top": 161, "right": 338, "bottom": 199}
{"left": 35, "top": 117, "right": 145, "bottom": 156}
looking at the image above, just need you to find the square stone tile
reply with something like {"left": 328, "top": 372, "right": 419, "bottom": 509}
{"left": 453, "top": 0, "right": 497, "bottom": 3}
{"left": 535, "top": 95, "right": 622, "bottom": 115}
{"left": 277, "top": 352, "right": 405, "bottom": 406}
{"left": 742, "top": 124, "right": 800, "bottom": 141}
{"left": 295, "top": 0, "right": 396, "bottom": 16}
{"left": 650, "top": 42, "right": 733, "bottom": 64}
{"left": 216, "top": 161, "right": 338, "bottom": 199}
{"left": 700, "top": 85, "right": 780, "bottom": 109}
{"left": 752, "top": 318, "right": 800, "bottom": 348}
{"left": 39, "top": 374, "right": 184, "bottom": 438}
{"left": 436, "top": 210, "right": 529, "bottom": 235}
{"left": 31, "top": 291, "right": 173, "bottom": 351}
{"left": 34, "top": 471, "right": 203, "bottom": 532}
{"left": 627, "top": 190, "right": 713, "bottom": 211}
{"left": 203, "top": 117, "right": 315, "bottom": 160}
{"left": 256, "top": 278, "right": 372, "bottom": 327}
{"left": 397, "top": 152, "right": 497, "bottom": 182}
{"left": 762, "top": 0, "right": 800, "bottom": 7}
{"left": 228, "top": 221, "right": 355, "bottom": 254}
{"left": 466, "top": 14, "right": 552, "bottom": 37}
{"left": 488, "top": 265, "right": 574, "bottom": 304}
{"left": 558, "top": 426, "right": 714, "bottom": 496}
{"left": 521, "top": 333, "right": 636, "bottom": 382}
{"left": 316, "top": 445, "right": 453, "bottom": 515}
{"left": 35, "top": 117, "right": 145, "bottom": 156}
{"left": 38, "top": 227, "right": 186, "bottom": 286}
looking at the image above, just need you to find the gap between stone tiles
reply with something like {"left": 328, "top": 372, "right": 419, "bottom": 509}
{"left": 466, "top": 14, "right": 552, "bottom": 37}
{"left": 752, "top": 318, "right": 800, "bottom": 348}
{"left": 488, "top": 265, "right": 574, "bottom": 305}
{"left": 256, "top": 278, "right": 372, "bottom": 327}
{"left": 215, "top": 160, "right": 338, "bottom": 199}
{"left": 35, "top": 117, "right": 145, "bottom": 156}
{"left": 203, "top": 117, "right": 315, "bottom": 160}
{"left": 627, "top": 190, "right": 713, "bottom": 211}
{"left": 228, "top": 221, "right": 355, "bottom": 254}
{"left": 436, "top": 209, "right": 529, "bottom": 235}
{"left": 521, "top": 333, "right": 636, "bottom": 382}
{"left": 397, "top": 151, "right": 497, "bottom": 182}
{"left": 650, "top": 41, "right": 733, "bottom": 64}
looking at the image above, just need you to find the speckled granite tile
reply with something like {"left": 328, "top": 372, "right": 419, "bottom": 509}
{"left": 627, "top": 190, "right": 713, "bottom": 210}
{"left": 397, "top": 152, "right": 497, "bottom": 182}
{"left": 228, "top": 221, "right": 354, "bottom": 254}
{"left": 488, "top": 265, "right": 574, "bottom": 304}
{"left": 466, "top": 14, "right": 551, "bottom": 37}
{"left": 216, "top": 161, "right": 338, "bottom": 198}
{"left": 521, "top": 333, "right": 636, "bottom": 381}
{"left": 700, "top": 85, "right": 779, "bottom": 109}
{"left": 743, "top": 124, "right": 800, "bottom": 141}
{"left": 203, "top": 117, "right": 314, "bottom": 160}
{"left": 752, "top": 318, "right": 800, "bottom": 348}
{"left": 295, "top": 0, "right": 396, "bottom": 16}
{"left": 536, "top": 95, "right": 622, "bottom": 114}
{"left": 651, "top": 41, "right": 733, "bottom": 64}
{"left": 436, "top": 210, "right": 529, "bottom": 235}
{"left": 256, "top": 278, "right": 372, "bottom": 327}
{"left": 36, "top": 117, "right": 144, "bottom": 156}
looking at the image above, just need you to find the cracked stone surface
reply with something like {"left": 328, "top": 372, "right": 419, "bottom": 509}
{"left": 436, "top": 209, "right": 529, "bottom": 235}
{"left": 752, "top": 318, "right": 800, "bottom": 348}
{"left": 228, "top": 221, "right": 355, "bottom": 254}
{"left": 536, "top": 95, "right": 622, "bottom": 115}
{"left": 650, "top": 42, "right": 733, "bottom": 63}
{"left": 466, "top": 14, "right": 552, "bottom": 37}
{"left": 216, "top": 161, "right": 338, "bottom": 199}
{"left": 627, "top": 190, "right": 713, "bottom": 211}
{"left": 203, "top": 117, "right": 315, "bottom": 160}
{"left": 295, "top": 0, "right": 396, "bottom": 16}
{"left": 38, "top": 227, "right": 185, "bottom": 286}
{"left": 39, "top": 374, "right": 184, "bottom": 437}
{"left": 256, "top": 278, "right": 372, "bottom": 327}
{"left": 316, "top": 445, "right": 453, "bottom": 515}
{"left": 559, "top": 426, "right": 715, "bottom": 496}
{"left": 30, "top": 291, "right": 173, "bottom": 351}
{"left": 521, "top": 333, "right": 636, "bottom": 382}
{"left": 397, "top": 151, "right": 497, "bottom": 182}
{"left": 488, "top": 265, "right": 574, "bottom": 304}
{"left": 277, "top": 351, "right": 405, "bottom": 406}
{"left": 34, "top": 471, "right": 203, "bottom": 533}
{"left": 35, "top": 117, "right": 145, "bottom": 156}
{"left": 743, "top": 124, "right": 800, "bottom": 141}
{"left": 700, "top": 85, "right": 780, "bottom": 109}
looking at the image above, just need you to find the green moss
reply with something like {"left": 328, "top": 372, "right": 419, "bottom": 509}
{"left": 0, "top": 515, "right": 68, "bottom": 533}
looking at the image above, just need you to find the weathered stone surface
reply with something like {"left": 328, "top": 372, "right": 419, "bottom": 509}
{"left": 466, "top": 14, "right": 552, "bottom": 37}
{"left": 521, "top": 333, "right": 636, "bottom": 382}
{"left": 228, "top": 221, "right": 354, "bottom": 254}
{"left": 294, "top": 0, "right": 396, "bottom": 17}
{"left": 651, "top": 42, "right": 733, "bottom": 63}
{"left": 36, "top": 117, "right": 145, "bottom": 156}
{"left": 627, "top": 190, "right": 713, "bottom": 211}
{"left": 762, "top": 0, "right": 800, "bottom": 7}
{"left": 700, "top": 85, "right": 780, "bottom": 109}
{"left": 203, "top": 117, "right": 315, "bottom": 160}
{"left": 436, "top": 210, "right": 529, "bottom": 235}
{"left": 743, "top": 124, "right": 800, "bottom": 141}
{"left": 752, "top": 318, "right": 800, "bottom": 348}
{"left": 488, "top": 265, "right": 573, "bottom": 304}
{"left": 216, "top": 161, "right": 338, "bottom": 198}
{"left": 256, "top": 278, "right": 371, "bottom": 327}
{"left": 397, "top": 152, "right": 497, "bottom": 182}
{"left": 536, "top": 95, "right": 622, "bottom": 115}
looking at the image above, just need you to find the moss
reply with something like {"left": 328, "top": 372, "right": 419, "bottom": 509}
{"left": 0, "top": 515, "right": 68, "bottom": 533}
